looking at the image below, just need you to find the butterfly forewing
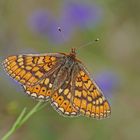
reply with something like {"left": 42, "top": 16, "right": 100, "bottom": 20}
{"left": 72, "top": 63, "right": 111, "bottom": 119}
{"left": 2, "top": 53, "right": 63, "bottom": 86}
{"left": 2, "top": 53, "right": 65, "bottom": 100}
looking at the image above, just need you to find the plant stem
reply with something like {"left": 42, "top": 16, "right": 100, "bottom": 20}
{"left": 19, "top": 101, "right": 43, "bottom": 126}
{"left": 1, "top": 108, "right": 27, "bottom": 140}
{"left": 1, "top": 101, "right": 46, "bottom": 140}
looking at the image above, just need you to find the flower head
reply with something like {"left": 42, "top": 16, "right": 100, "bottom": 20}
{"left": 28, "top": 10, "right": 54, "bottom": 35}
{"left": 95, "top": 71, "right": 119, "bottom": 98}
{"left": 62, "top": 1, "right": 102, "bottom": 28}
{"left": 28, "top": 9, "right": 72, "bottom": 44}
{"left": 27, "top": 2, "right": 102, "bottom": 44}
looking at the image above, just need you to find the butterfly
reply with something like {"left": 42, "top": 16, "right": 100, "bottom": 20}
{"left": 2, "top": 48, "right": 111, "bottom": 119}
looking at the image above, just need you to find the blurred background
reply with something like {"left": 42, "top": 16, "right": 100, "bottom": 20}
{"left": 0, "top": 0, "right": 140, "bottom": 140}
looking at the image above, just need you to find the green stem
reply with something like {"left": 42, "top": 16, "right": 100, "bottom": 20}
{"left": 35, "top": 102, "right": 48, "bottom": 112}
{"left": 1, "top": 108, "right": 27, "bottom": 140}
{"left": 19, "top": 101, "right": 43, "bottom": 127}
{"left": 1, "top": 101, "right": 47, "bottom": 140}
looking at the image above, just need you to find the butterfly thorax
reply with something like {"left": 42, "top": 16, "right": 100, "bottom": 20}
{"left": 52, "top": 52, "right": 76, "bottom": 91}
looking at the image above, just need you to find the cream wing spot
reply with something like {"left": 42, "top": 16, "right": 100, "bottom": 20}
{"left": 71, "top": 112, "right": 77, "bottom": 115}
{"left": 23, "top": 85, "right": 26, "bottom": 90}
{"left": 99, "top": 98, "right": 103, "bottom": 104}
{"left": 93, "top": 101, "right": 96, "bottom": 105}
{"left": 4, "top": 59, "right": 8, "bottom": 63}
{"left": 44, "top": 78, "right": 49, "bottom": 85}
{"left": 31, "top": 93, "right": 37, "bottom": 97}
{"left": 87, "top": 96, "right": 92, "bottom": 102}
{"left": 49, "top": 83, "right": 52, "bottom": 88}
{"left": 59, "top": 88, "right": 63, "bottom": 93}
{"left": 67, "top": 93, "right": 71, "bottom": 99}
{"left": 80, "top": 71, "right": 85, "bottom": 76}
{"left": 96, "top": 100, "right": 99, "bottom": 105}
{"left": 58, "top": 107, "right": 64, "bottom": 113}
{"left": 19, "top": 62, "right": 24, "bottom": 66}
{"left": 53, "top": 102, "right": 58, "bottom": 107}
{"left": 26, "top": 66, "right": 32, "bottom": 70}
{"left": 26, "top": 91, "right": 31, "bottom": 95}
{"left": 17, "top": 58, "right": 23, "bottom": 62}
{"left": 65, "top": 112, "right": 69, "bottom": 115}
{"left": 11, "top": 73, "right": 16, "bottom": 77}
{"left": 38, "top": 95, "right": 45, "bottom": 99}
{"left": 8, "top": 70, "right": 13, "bottom": 74}
{"left": 75, "top": 90, "right": 82, "bottom": 97}
{"left": 15, "top": 76, "right": 20, "bottom": 81}
{"left": 21, "top": 66, "right": 24, "bottom": 68}
{"left": 64, "top": 89, "right": 69, "bottom": 95}
{"left": 102, "top": 96, "right": 105, "bottom": 101}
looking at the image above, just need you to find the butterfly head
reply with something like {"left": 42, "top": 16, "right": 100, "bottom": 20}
{"left": 70, "top": 48, "right": 76, "bottom": 58}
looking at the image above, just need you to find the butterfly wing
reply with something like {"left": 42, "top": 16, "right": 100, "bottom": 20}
{"left": 2, "top": 53, "right": 65, "bottom": 100}
{"left": 22, "top": 65, "right": 62, "bottom": 100}
{"left": 72, "top": 63, "right": 111, "bottom": 119}
{"left": 2, "top": 53, "right": 63, "bottom": 86}
{"left": 50, "top": 66, "right": 80, "bottom": 117}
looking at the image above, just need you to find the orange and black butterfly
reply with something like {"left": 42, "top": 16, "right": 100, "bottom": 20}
{"left": 2, "top": 48, "right": 111, "bottom": 119}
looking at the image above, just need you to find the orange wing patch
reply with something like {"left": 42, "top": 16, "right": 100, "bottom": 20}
{"left": 22, "top": 65, "right": 61, "bottom": 100}
{"left": 73, "top": 70, "right": 111, "bottom": 119}
{"left": 2, "top": 55, "right": 58, "bottom": 86}
{"left": 23, "top": 82, "right": 52, "bottom": 100}
{"left": 51, "top": 90, "right": 79, "bottom": 117}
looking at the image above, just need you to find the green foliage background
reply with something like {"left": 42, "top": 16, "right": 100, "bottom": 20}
{"left": 0, "top": 0, "right": 140, "bottom": 140}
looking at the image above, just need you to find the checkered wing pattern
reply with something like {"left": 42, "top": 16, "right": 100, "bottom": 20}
{"left": 2, "top": 53, "right": 64, "bottom": 99}
{"left": 2, "top": 51, "right": 111, "bottom": 119}
{"left": 2, "top": 54, "right": 63, "bottom": 85}
{"left": 50, "top": 72, "right": 80, "bottom": 117}
{"left": 72, "top": 63, "right": 111, "bottom": 119}
{"left": 22, "top": 67, "right": 60, "bottom": 100}
{"left": 2, "top": 53, "right": 79, "bottom": 117}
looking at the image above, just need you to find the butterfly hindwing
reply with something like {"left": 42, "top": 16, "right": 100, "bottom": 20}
{"left": 22, "top": 68, "right": 60, "bottom": 100}
{"left": 72, "top": 63, "right": 111, "bottom": 119}
{"left": 50, "top": 73, "right": 80, "bottom": 117}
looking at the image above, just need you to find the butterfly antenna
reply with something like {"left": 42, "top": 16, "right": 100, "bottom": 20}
{"left": 76, "top": 38, "right": 99, "bottom": 50}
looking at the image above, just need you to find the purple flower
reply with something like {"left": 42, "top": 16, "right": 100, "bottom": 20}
{"left": 94, "top": 71, "right": 119, "bottom": 98}
{"left": 62, "top": 1, "right": 102, "bottom": 28}
{"left": 28, "top": 10, "right": 72, "bottom": 44}
{"left": 28, "top": 10, "right": 54, "bottom": 35}
{"left": 27, "top": 2, "right": 102, "bottom": 44}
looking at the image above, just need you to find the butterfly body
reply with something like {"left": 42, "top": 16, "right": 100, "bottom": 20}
{"left": 52, "top": 54, "right": 75, "bottom": 90}
{"left": 2, "top": 48, "right": 111, "bottom": 119}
